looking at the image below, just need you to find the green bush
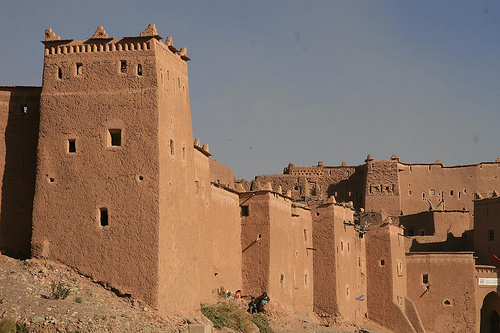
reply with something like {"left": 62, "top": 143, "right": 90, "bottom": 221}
{"left": 250, "top": 313, "right": 273, "bottom": 333}
{"left": 74, "top": 296, "right": 83, "bottom": 303}
{"left": 201, "top": 302, "right": 254, "bottom": 332}
{"left": 50, "top": 281, "right": 71, "bottom": 300}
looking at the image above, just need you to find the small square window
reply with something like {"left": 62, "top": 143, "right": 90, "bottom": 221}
{"left": 99, "top": 208, "right": 109, "bottom": 227}
{"left": 241, "top": 205, "right": 249, "bottom": 217}
{"left": 489, "top": 230, "right": 495, "bottom": 242}
{"left": 20, "top": 105, "right": 28, "bottom": 115}
{"left": 68, "top": 139, "right": 76, "bottom": 153}
{"left": 430, "top": 189, "right": 435, "bottom": 195}
{"left": 380, "top": 259, "right": 385, "bottom": 266}
{"left": 423, "top": 274, "right": 429, "bottom": 284}
{"left": 108, "top": 129, "right": 122, "bottom": 147}
{"left": 408, "top": 229, "right": 415, "bottom": 237}
{"left": 419, "top": 230, "right": 426, "bottom": 236}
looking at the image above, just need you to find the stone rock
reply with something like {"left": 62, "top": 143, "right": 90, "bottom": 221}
{"left": 31, "top": 316, "right": 45, "bottom": 323}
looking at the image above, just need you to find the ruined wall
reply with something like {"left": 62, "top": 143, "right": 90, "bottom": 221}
{"left": 32, "top": 31, "right": 162, "bottom": 307}
{"left": 310, "top": 202, "right": 367, "bottom": 321}
{"left": 474, "top": 196, "right": 500, "bottom": 265}
{"left": 209, "top": 157, "right": 235, "bottom": 189}
{"left": 0, "top": 87, "right": 40, "bottom": 258}
{"left": 406, "top": 252, "right": 477, "bottom": 332}
{"left": 399, "top": 162, "right": 500, "bottom": 215}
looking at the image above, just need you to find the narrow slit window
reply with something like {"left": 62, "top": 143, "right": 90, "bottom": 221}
{"left": 58, "top": 67, "right": 62, "bottom": 79}
{"left": 489, "top": 230, "right": 495, "bottom": 242}
{"left": 195, "top": 180, "right": 199, "bottom": 194}
{"left": 108, "top": 129, "right": 122, "bottom": 147}
{"left": 137, "top": 64, "right": 143, "bottom": 76}
{"left": 120, "top": 60, "right": 127, "bottom": 73}
{"left": 99, "top": 208, "right": 109, "bottom": 227}
{"left": 423, "top": 274, "right": 429, "bottom": 284}
{"left": 169, "top": 139, "right": 174, "bottom": 155}
{"left": 68, "top": 139, "right": 76, "bottom": 153}
{"left": 303, "top": 229, "right": 308, "bottom": 242}
{"left": 76, "top": 63, "right": 83, "bottom": 75}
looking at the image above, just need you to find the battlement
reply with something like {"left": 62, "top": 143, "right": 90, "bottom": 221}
{"left": 43, "top": 24, "right": 190, "bottom": 62}
{"left": 283, "top": 161, "right": 361, "bottom": 176}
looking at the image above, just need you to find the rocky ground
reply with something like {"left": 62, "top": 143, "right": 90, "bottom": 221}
{"left": 0, "top": 254, "right": 390, "bottom": 333}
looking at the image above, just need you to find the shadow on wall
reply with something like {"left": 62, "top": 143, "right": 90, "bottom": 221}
{"left": 327, "top": 178, "right": 362, "bottom": 209}
{"left": 408, "top": 232, "right": 473, "bottom": 252}
{"left": 0, "top": 89, "right": 40, "bottom": 259}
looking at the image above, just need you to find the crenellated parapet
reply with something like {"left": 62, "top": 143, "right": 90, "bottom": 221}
{"left": 43, "top": 24, "right": 190, "bottom": 61}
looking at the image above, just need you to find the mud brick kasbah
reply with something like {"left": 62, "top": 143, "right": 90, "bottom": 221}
{"left": 1, "top": 24, "right": 500, "bottom": 332}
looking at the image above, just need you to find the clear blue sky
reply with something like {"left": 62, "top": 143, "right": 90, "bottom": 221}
{"left": 1, "top": 1, "right": 500, "bottom": 179}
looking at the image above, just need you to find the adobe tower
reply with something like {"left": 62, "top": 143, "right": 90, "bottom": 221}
{"left": 31, "top": 25, "right": 200, "bottom": 312}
